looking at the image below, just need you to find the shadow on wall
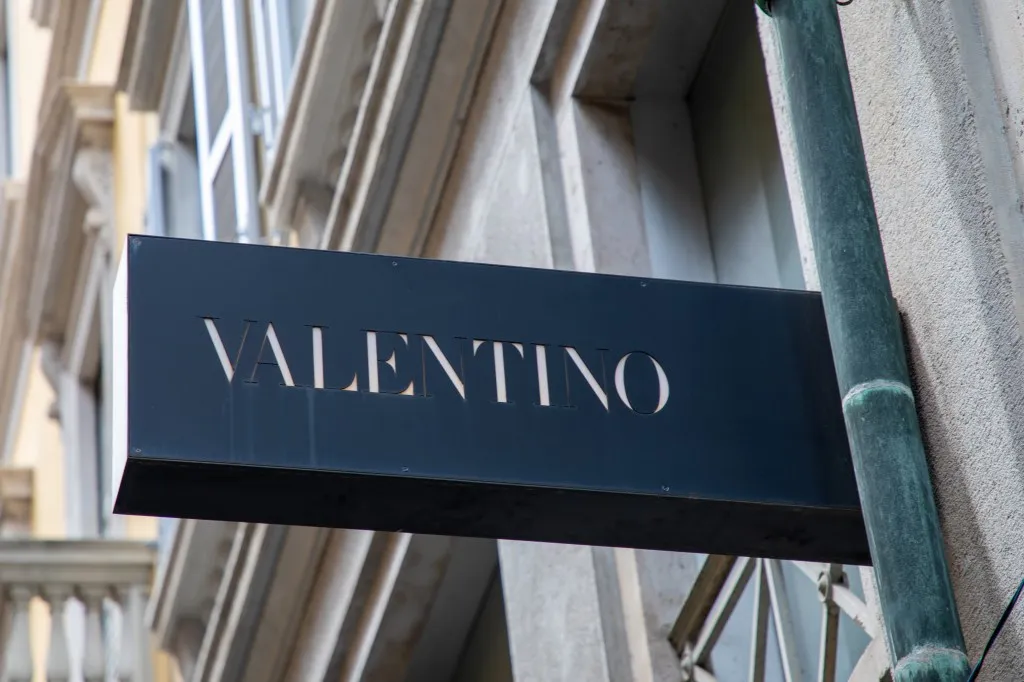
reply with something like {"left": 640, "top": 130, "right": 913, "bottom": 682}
{"left": 894, "top": 1, "right": 1024, "bottom": 674}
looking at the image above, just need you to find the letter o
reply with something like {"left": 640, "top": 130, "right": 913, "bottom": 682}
{"left": 614, "top": 352, "right": 669, "bottom": 414}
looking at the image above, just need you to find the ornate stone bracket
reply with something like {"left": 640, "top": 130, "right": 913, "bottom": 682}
{"left": 22, "top": 83, "right": 113, "bottom": 344}
{"left": 72, "top": 147, "right": 115, "bottom": 260}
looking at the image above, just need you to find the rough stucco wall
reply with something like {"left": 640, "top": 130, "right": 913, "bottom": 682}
{"left": 837, "top": 1, "right": 1024, "bottom": 676}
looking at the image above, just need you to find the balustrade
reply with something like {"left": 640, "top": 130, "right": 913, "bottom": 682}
{"left": 0, "top": 539, "right": 155, "bottom": 682}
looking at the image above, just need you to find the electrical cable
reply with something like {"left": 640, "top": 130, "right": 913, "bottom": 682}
{"left": 967, "top": 575, "right": 1024, "bottom": 681}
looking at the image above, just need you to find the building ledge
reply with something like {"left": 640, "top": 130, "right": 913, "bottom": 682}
{"left": 0, "top": 537, "right": 155, "bottom": 585}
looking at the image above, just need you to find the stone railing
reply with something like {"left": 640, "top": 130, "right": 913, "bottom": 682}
{"left": 0, "top": 539, "right": 156, "bottom": 682}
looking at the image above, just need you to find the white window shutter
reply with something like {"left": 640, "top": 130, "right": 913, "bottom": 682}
{"left": 186, "top": 0, "right": 261, "bottom": 243}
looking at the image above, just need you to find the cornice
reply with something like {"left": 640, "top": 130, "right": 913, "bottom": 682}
{"left": 0, "top": 538, "right": 155, "bottom": 586}
{"left": 117, "top": 0, "right": 185, "bottom": 112}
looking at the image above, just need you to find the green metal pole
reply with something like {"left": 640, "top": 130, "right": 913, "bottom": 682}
{"left": 766, "top": 1, "right": 971, "bottom": 680}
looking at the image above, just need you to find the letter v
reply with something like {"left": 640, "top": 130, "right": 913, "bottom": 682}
{"left": 204, "top": 318, "right": 251, "bottom": 383}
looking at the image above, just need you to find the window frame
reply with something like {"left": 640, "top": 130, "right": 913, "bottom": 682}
{"left": 249, "top": 0, "right": 292, "bottom": 154}
{"left": 145, "top": 137, "right": 203, "bottom": 240}
{"left": 186, "top": 0, "right": 261, "bottom": 243}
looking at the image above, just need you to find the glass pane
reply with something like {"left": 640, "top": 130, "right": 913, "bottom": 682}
{"left": 287, "top": 0, "right": 313, "bottom": 57}
{"left": 201, "top": 0, "right": 230, "bottom": 137}
{"left": 212, "top": 146, "right": 237, "bottom": 241}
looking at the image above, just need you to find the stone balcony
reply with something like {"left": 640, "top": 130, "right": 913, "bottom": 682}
{"left": 0, "top": 538, "right": 156, "bottom": 682}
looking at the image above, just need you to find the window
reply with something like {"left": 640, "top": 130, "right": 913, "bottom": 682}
{"left": 146, "top": 140, "right": 203, "bottom": 240}
{"left": 249, "top": 0, "right": 312, "bottom": 154}
{"left": 187, "top": 0, "right": 261, "bottom": 243}
{"left": 629, "top": 0, "right": 803, "bottom": 290}
{"left": 147, "top": 85, "right": 204, "bottom": 239}
{"left": 183, "top": 0, "right": 312, "bottom": 243}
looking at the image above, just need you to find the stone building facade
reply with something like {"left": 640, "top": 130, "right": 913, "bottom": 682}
{"left": 109, "top": 0, "right": 1024, "bottom": 680}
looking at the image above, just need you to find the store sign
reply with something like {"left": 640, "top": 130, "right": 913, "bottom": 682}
{"left": 112, "top": 236, "right": 868, "bottom": 564}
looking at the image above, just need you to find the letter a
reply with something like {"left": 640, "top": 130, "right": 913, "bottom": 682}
{"left": 250, "top": 322, "right": 296, "bottom": 386}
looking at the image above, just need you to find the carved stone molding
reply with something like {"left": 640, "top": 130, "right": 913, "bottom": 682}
{"left": 72, "top": 148, "right": 115, "bottom": 259}
{"left": 21, "top": 83, "right": 113, "bottom": 345}
{"left": 259, "top": 0, "right": 390, "bottom": 233}
{"left": 147, "top": 519, "right": 241, "bottom": 678}
{"left": 72, "top": 148, "right": 113, "bottom": 220}
{"left": 321, "top": 0, "right": 502, "bottom": 255}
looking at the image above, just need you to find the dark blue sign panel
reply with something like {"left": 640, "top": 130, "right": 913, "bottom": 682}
{"left": 112, "top": 236, "right": 867, "bottom": 564}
